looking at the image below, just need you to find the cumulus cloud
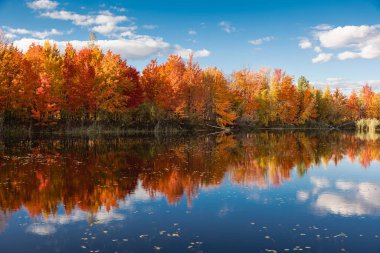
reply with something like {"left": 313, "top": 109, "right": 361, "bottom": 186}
{"left": 19, "top": 1, "right": 211, "bottom": 61}
{"left": 312, "top": 78, "right": 380, "bottom": 94}
{"left": 298, "top": 39, "right": 312, "bottom": 49}
{"left": 13, "top": 36, "right": 171, "bottom": 59}
{"left": 40, "top": 10, "right": 132, "bottom": 36}
{"left": 316, "top": 25, "right": 380, "bottom": 48}
{"left": 27, "top": 0, "right": 58, "bottom": 10}
{"left": 188, "top": 30, "right": 197, "bottom": 35}
{"left": 173, "top": 45, "right": 210, "bottom": 59}
{"left": 249, "top": 36, "right": 274, "bottom": 46}
{"left": 218, "top": 21, "right": 236, "bottom": 33}
{"left": 312, "top": 53, "right": 333, "bottom": 63}
{"left": 12, "top": 37, "right": 210, "bottom": 60}
{"left": 2, "top": 26, "right": 64, "bottom": 39}
{"left": 301, "top": 24, "right": 380, "bottom": 62}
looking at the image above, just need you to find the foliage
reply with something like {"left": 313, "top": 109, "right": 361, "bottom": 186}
{"left": 0, "top": 39, "right": 379, "bottom": 130}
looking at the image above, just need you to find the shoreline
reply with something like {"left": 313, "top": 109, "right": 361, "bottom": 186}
{"left": 0, "top": 124, "right": 361, "bottom": 138}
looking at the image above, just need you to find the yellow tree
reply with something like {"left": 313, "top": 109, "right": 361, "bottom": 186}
{"left": 230, "top": 68, "right": 269, "bottom": 120}
{"left": 317, "top": 87, "right": 333, "bottom": 123}
{"left": 203, "top": 68, "right": 236, "bottom": 127}
{"left": 298, "top": 88, "right": 318, "bottom": 124}
{"left": 297, "top": 76, "right": 317, "bottom": 124}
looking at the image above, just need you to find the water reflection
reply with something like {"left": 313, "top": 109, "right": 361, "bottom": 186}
{"left": 0, "top": 133, "right": 380, "bottom": 225}
{"left": 311, "top": 180, "right": 380, "bottom": 216}
{"left": 0, "top": 132, "right": 380, "bottom": 236}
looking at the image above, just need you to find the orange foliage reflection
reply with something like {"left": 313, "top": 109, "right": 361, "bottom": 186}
{"left": 0, "top": 132, "right": 379, "bottom": 227}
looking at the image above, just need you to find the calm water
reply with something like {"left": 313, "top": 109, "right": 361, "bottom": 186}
{"left": 0, "top": 132, "right": 380, "bottom": 253}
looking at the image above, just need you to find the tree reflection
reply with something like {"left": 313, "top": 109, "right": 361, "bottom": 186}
{"left": 0, "top": 132, "right": 379, "bottom": 226}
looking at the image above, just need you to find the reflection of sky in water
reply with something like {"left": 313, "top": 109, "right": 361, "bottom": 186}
{"left": 1, "top": 134, "right": 380, "bottom": 252}
{"left": 294, "top": 159, "right": 380, "bottom": 217}
{"left": 25, "top": 182, "right": 160, "bottom": 236}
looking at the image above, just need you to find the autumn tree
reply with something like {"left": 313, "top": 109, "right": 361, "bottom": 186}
{"left": 297, "top": 76, "right": 317, "bottom": 124}
{"left": 347, "top": 90, "right": 361, "bottom": 121}
{"left": 0, "top": 38, "right": 34, "bottom": 127}
{"left": 317, "top": 87, "right": 333, "bottom": 124}
{"left": 230, "top": 68, "right": 269, "bottom": 121}
{"left": 203, "top": 68, "right": 236, "bottom": 127}
{"left": 360, "top": 84, "right": 375, "bottom": 118}
{"left": 277, "top": 75, "right": 299, "bottom": 124}
{"left": 176, "top": 55, "right": 204, "bottom": 123}
{"left": 94, "top": 51, "right": 142, "bottom": 121}
{"left": 31, "top": 75, "right": 60, "bottom": 126}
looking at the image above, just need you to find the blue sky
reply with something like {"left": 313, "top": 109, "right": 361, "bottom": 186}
{"left": 1, "top": 0, "right": 380, "bottom": 92}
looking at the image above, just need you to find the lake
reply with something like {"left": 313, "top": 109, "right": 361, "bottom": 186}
{"left": 0, "top": 132, "right": 380, "bottom": 253}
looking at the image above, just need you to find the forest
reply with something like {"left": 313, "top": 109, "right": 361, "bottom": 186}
{"left": 1, "top": 38, "right": 380, "bottom": 132}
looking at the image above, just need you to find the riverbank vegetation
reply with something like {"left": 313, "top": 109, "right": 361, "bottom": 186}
{"left": 1, "top": 37, "right": 380, "bottom": 133}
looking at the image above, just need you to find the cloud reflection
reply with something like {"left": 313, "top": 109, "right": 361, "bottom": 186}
{"left": 311, "top": 180, "right": 380, "bottom": 216}
{"left": 26, "top": 223, "right": 56, "bottom": 236}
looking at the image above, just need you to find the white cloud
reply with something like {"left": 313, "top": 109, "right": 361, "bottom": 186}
{"left": 302, "top": 24, "right": 380, "bottom": 62}
{"left": 27, "top": 0, "right": 58, "bottom": 10}
{"left": 19, "top": 2, "right": 210, "bottom": 61}
{"left": 2, "top": 26, "right": 64, "bottom": 39}
{"left": 310, "top": 176, "right": 330, "bottom": 192}
{"left": 298, "top": 39, "right": 312, "bottom": 49}
{"left": 48, "top": 207, "right": 125, "bottom": 225}
{"left": 315, "top": 193, "right": 368, "bottom": 216}
{"left": 173, "top": 45, "right": 210, "bottom": 59}
{"left": 40, "top": 10, "right": 133, "bottom": 36}
{"left": 314, "top": 181, "right": 380, "bottom": 216}
{"left": 314, "top": 46, "right": 321, "bottom": 53}
{"left": 142, "top": 25, "right": 158, "bottom": 30}
{"left": 317, "top": 25, "right": 380, "bottom": 48}
{"left": 249, "top": 36, "right": 274, "bottom": 46}
{"left": 312, "top": 24, "right": 333, "bottom": 31}
{"left": 13, "top": 36, "right": 170, "bottom": 59}
{"left": 336, "top": 180, "right": 356, "bottom": 191}
{"left": 26, "top": 223, "right": 56, "bottom": 235}
{"left": 110, "top": 6, "right": 127, "bottom": 12}
{"left": 312, "top": 78, "right": 380, "bottom": 94}
{"left": 188, "top": 30, "right": 197, "bottom": 36}
{"left": 297, "top": 191, "right": 310, "bottom": 202}
{"left": 312, "top": 53, "right": 333, "bottom": 63}
{"left": 13, "top": 37, "right": 210, "bottom": 60}
{"left": 218, "top": 21, "right": 236, "bottom": 33}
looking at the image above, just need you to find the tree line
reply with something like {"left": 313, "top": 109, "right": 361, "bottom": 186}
{"left": 1, "top": 39, "right": 379, "bottom": 131}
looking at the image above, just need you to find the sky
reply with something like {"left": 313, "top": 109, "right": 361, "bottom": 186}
{"left": 1, "top": 0, "right": 380, "bottom": 92}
